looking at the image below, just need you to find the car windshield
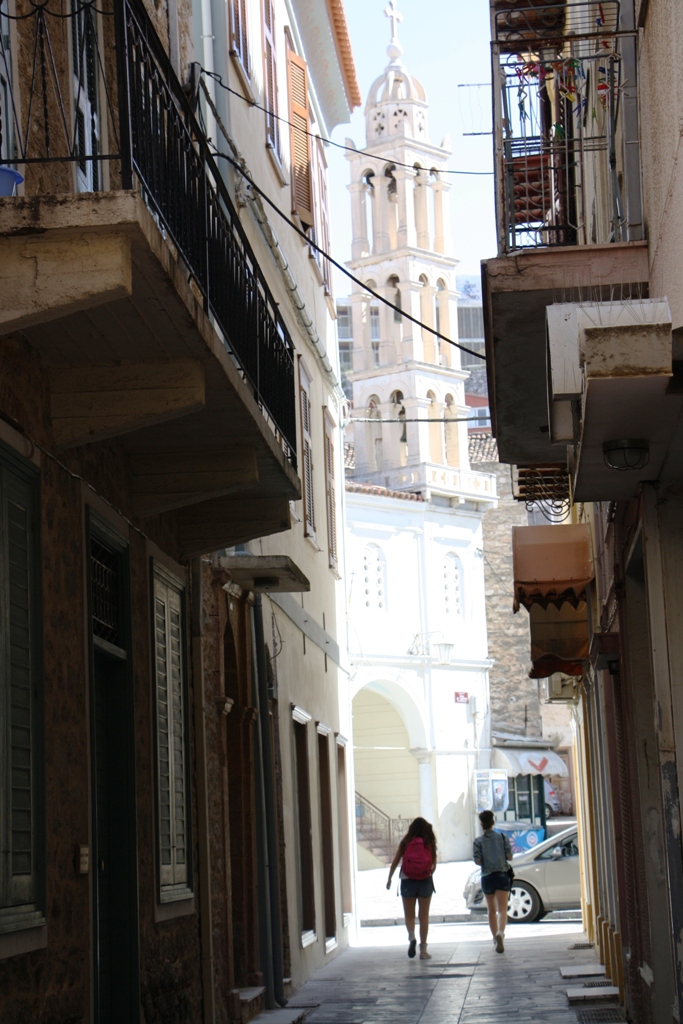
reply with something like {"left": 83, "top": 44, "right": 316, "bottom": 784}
{"left": 536, "top": 834, "right": 578, "bottom": 860}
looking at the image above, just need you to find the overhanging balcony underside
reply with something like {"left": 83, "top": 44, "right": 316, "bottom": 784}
{"left": 482, "top": 241, "right": 648, "bottom": 465}
{"left": 0, "top": 193, "right": 299, "bottom": 553}
{"left": 0, "top": 0, "right": 298, "bottom": 514}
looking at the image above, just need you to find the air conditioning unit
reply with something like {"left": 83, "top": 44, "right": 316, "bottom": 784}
{"left": 539, "top": 672, "right": 580, "bottom": 703}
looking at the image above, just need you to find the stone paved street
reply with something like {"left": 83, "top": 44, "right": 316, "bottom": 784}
{"left": 274, "top": 922, "right": 614, "bottom": 1024}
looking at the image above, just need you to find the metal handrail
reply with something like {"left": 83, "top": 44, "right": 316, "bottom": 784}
{"left": 0, "top": 0, "right": 297, "bottom": 469}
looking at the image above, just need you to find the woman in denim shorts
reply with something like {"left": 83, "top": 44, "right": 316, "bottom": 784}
{"left": 386, "top": 818, "right": 437, "bottom": 960}
{"left": 473, "top": 809, "right": 512, "bottom": 953}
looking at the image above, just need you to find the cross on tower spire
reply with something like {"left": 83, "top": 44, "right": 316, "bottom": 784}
{"left": 384, "top": 0, "right": 402, "bottom": 45}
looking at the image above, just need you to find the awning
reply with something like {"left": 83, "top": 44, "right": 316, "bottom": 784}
{"left": 512, "top": 523, "right": 593, "bottom": 612}
{"left": 492, "top": 747, "right": 569, "bottom": 778}
{"left": 528, "top": 601, "right": 589, "bottom": 679}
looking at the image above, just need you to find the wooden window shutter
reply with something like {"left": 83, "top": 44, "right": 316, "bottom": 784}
{"left": 316, "top": 139, "right": 332, "bottom": 293}
{"left": 288, "top": 50, "right": 313, "bottom": 226}
{"left": 154, "top": 570, "right": 188, "bottom": 892}
{"left": 1, "top": 465, "right": 40, "bottom": 910}
{"left": 323, "top": 412, "right": 338, "bottom": 572}
{"left": 230, "top": 0, "right": 250, "bottom": 76}
{"left": 263, "top": 0, "right": 279, "bottom": 156}
{"left": 299, "top": 363, "right": 315, "bottom": 539}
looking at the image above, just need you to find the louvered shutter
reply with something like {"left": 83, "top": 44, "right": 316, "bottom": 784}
{"left": 263, "top": 0, "right": 279, "bottom": 156}
{"left": 316, "top": 140, "right": 332, "bottom": 294}
{"left": 154, "top": 571, "right": 188, "bottom": 892}
{"left": 2, "top": 468, "right": 38, "bottom": 908}
{"left": 299, "top": 364, "right": 315, "bottom": 540}
{"left": 230, "top": 0, "right": 250, "bottom": 76}
{"left": 288, "top": 51, "right": 313, "bottom": 226}
{"left": 323, "top": 413, "right": 338, "bottom": 572}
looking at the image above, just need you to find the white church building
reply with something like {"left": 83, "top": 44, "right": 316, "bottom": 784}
{"left": 342, "top": 3, "right": 498, "bottom": 864}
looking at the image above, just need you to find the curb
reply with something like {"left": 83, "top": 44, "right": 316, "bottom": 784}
{"left": 359, "top": 910, "right": 583, "bottom": 927}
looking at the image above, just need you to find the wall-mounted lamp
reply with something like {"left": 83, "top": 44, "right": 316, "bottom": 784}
{"left": 602, "top": 438, "right": 650, "bottom": 472}
{"left": 433, "top": 641, "right": 454, "bottom": 666}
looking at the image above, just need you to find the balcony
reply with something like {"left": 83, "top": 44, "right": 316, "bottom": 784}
{"left": 0, "top": 0, "right": 299, "bottom": 553}
{"left": 484, "top": 0, "right": 650, "bottom": 470}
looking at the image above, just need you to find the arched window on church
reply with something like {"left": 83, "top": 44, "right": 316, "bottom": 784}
{"left": 435, "top": 279, "right": 447, "bottom": 366}
{"left": 362, "top": 544, "right": 386, "bottom": 611}
{"left": 365, "top": 280, "right": 380, "bottom": 368}
{"left": 444, "top": 393, "right": 459, "bottom": 467}
{"left": 367, "top": 394, "right": 383, "bottom": 471}
{"left": 363, "top": 170, "right": 375, "bottom": 254}
{"left": 420, "top": 275, "right": 436, "bottom": 364}
{"left": 391, "top": 389, "right": 407, "bottom": 466}
{"left": 414, "top": 163, "right": 429, "bottom": 249}
{"left": 443, "top": 553, "right": 463, "bottom": 620}
{"left": 387, "top": 274, "right": 402, "bottom": 362}
{"left": 385, "top": 164, "right": 398, "bottom": 249}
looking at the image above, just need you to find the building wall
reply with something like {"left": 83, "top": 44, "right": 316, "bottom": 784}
{"left": 474, "top": 461, "right": 540, "bottom": 737}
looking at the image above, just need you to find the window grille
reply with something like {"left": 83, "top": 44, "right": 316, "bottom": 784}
{"left": 0, "top": 449, "right": 44, "bottom": 931}
{"left": 154, "top": 567, "right": 191, "bottom": 897}
{"left": 91, "top": 538, "right": 121, "bottom": 646}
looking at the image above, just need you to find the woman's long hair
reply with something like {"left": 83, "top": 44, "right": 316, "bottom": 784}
{"left": 398, "top": 817, "right": 437, "bottom": 859}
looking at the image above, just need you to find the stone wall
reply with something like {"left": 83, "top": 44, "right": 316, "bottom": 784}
{"left": 472, "top": 460, "right": 542, "bottom": 737}
{"left": 0, "top": 333, "right": 204, "bottom": 1023}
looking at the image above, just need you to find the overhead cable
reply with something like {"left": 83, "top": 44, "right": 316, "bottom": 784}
{"left": 196, "top": 91, "right": 486, "bottom": 363}
{"left": 198, "top": 66, "right": 494, "bottom": 177}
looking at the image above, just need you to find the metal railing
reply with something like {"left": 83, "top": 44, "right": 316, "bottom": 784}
{"left": 490, "top": 0, "right": 642, "bottom": 253}
{"left": 0, "top": 0, "right": 297, "bottom": 469}
{"left": 355, "top": 792, "right": 411, "bottom": 857}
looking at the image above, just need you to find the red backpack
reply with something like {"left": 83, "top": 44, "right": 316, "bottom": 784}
{"left": 402, "top": 837, "right": 433, "bottom": 880}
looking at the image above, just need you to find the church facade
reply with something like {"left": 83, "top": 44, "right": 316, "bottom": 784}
{"left": 341, "top": 8, "right": 497, "bottom": 863}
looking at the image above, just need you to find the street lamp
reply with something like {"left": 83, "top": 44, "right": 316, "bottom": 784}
{"left": 407, "top": 632, "right": 454, "bottom": 664}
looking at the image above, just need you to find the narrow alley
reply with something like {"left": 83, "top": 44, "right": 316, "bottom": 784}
{"left": 252, "top": 923, "right": 619, "bottom": 1024}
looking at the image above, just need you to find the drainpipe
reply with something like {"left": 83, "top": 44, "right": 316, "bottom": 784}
{"left": 252, "top": 594, "right": 288, "bottom": 1007}
{"left": 191, "top": 559, "right": 216, "bottom": 1024}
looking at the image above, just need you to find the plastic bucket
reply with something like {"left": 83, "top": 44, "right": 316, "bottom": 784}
{"left": 0, "top": 167, "right": 24, "bottom": 196}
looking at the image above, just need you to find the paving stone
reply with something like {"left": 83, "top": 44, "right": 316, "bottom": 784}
{"left": 560, "top": 963, "right": 606, "bottom": 978}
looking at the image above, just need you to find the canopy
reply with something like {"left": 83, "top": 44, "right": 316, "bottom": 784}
{"left": 512, "top": 523, "right": 593, "bottom": 612}
{"left": 491, "top": 746, "right": 569, "bottom": 778}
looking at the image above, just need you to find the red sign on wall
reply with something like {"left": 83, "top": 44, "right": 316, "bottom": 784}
{"left": 454, "top": 692, "right": 469, "bottom": 704}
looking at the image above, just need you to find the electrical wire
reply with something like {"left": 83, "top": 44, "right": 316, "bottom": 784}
{"left": 205, "top": 137, "right": 487, "bottom": 362}
{"left": 199, "top": 66, "right": 494, "bottom": 176}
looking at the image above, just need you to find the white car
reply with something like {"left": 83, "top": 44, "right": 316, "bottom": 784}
{"left": 463, "top": 827, "right": 580, "bottom": 922}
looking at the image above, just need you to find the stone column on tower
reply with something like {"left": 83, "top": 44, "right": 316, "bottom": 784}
{"left": 395, "top": 165, "right": 416, "bottom": 249}
{"left": 432, "top": 177, "right": 452, "bottom": 255}
{"left": 398, "top": 280, "right": 424, "bottom": 363}
{"left": 350, "top": 291, "right": 367, "bottom": 373}
{"left": 402, "top": 394, "right": 431, "bottom": 466}
{"left": 348, "top": 180, "right": 370, "bottom": 260}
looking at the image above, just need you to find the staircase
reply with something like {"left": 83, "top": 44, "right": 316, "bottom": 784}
{"left": 355, "top": 791, "right": 411, "bottom": 865}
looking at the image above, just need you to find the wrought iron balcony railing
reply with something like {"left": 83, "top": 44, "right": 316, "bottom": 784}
{"left": 0, "top": 0, "right": 296, "bottom": 469}
{"left": 490, "top": 0, "right": 643, "bottom": 253}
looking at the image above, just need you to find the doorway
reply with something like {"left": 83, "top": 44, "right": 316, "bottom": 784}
{"left": 89, "top": 527, "right": 139, "bottom": 1023}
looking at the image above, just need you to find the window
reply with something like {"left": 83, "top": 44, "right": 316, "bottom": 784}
{"left": 312, "top": 138, "right": 332, "bottom": 293}
{"left": 292, "top": 716, "right": 315, "bottom": 936}
{"left": 1, "top": 0, "right": 16, "bottom": 167}
{"left": 370, "top": 303, "right": 380, "bottom": 341}
{"left": 457, "top": 305, "right": 484, "bottom": 340}
{"left": 287, "top": 48, "right": 313, "bottom": 227}
{"left": 71, "top": 0, "right": 101, "bottom": 192}
{"left": 323, "top": 411, "right": 338, "bottom": 573}
{"left": 443, "top": 553, "right": 463, "bottom": 618}
{"left": 337, "top": 305, "right": 353, "bottom": 372}
{"left": 299, "top": 361, "right": 316, "bottom": 541}
{"left": 262, "top": 0, "right": 279, "bottom": 157}
{"left": 362, "top": 545, "right": 386, "bottom": 610}
{"left": 230, "top": 0, "right": 250, "bottom": 77}
{"left": 153, "top": 565, "right": 191, "bottom": 899}
{"left": 467, "top": 405, "right": 491, "bottom": 428}
{"left": 0, "top": 444, "right": 44, "bottom": 934}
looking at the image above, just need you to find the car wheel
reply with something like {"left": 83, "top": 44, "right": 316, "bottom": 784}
{"left": 545, "top": 803, "right": 553, "bottom": 818}
{"left": 507, "top": 882, "right": 541, "bottom": 923}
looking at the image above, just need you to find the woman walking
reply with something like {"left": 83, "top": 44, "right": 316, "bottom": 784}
{"left": 386, "top": 817, "right": 437, "bottom": 960}
{"left": 473, "top": 809, "right": 513, "bottom": 953}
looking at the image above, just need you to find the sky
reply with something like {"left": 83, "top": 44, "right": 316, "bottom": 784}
{"left": 327, "top": 0, "right": 497, "bottom": 295}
